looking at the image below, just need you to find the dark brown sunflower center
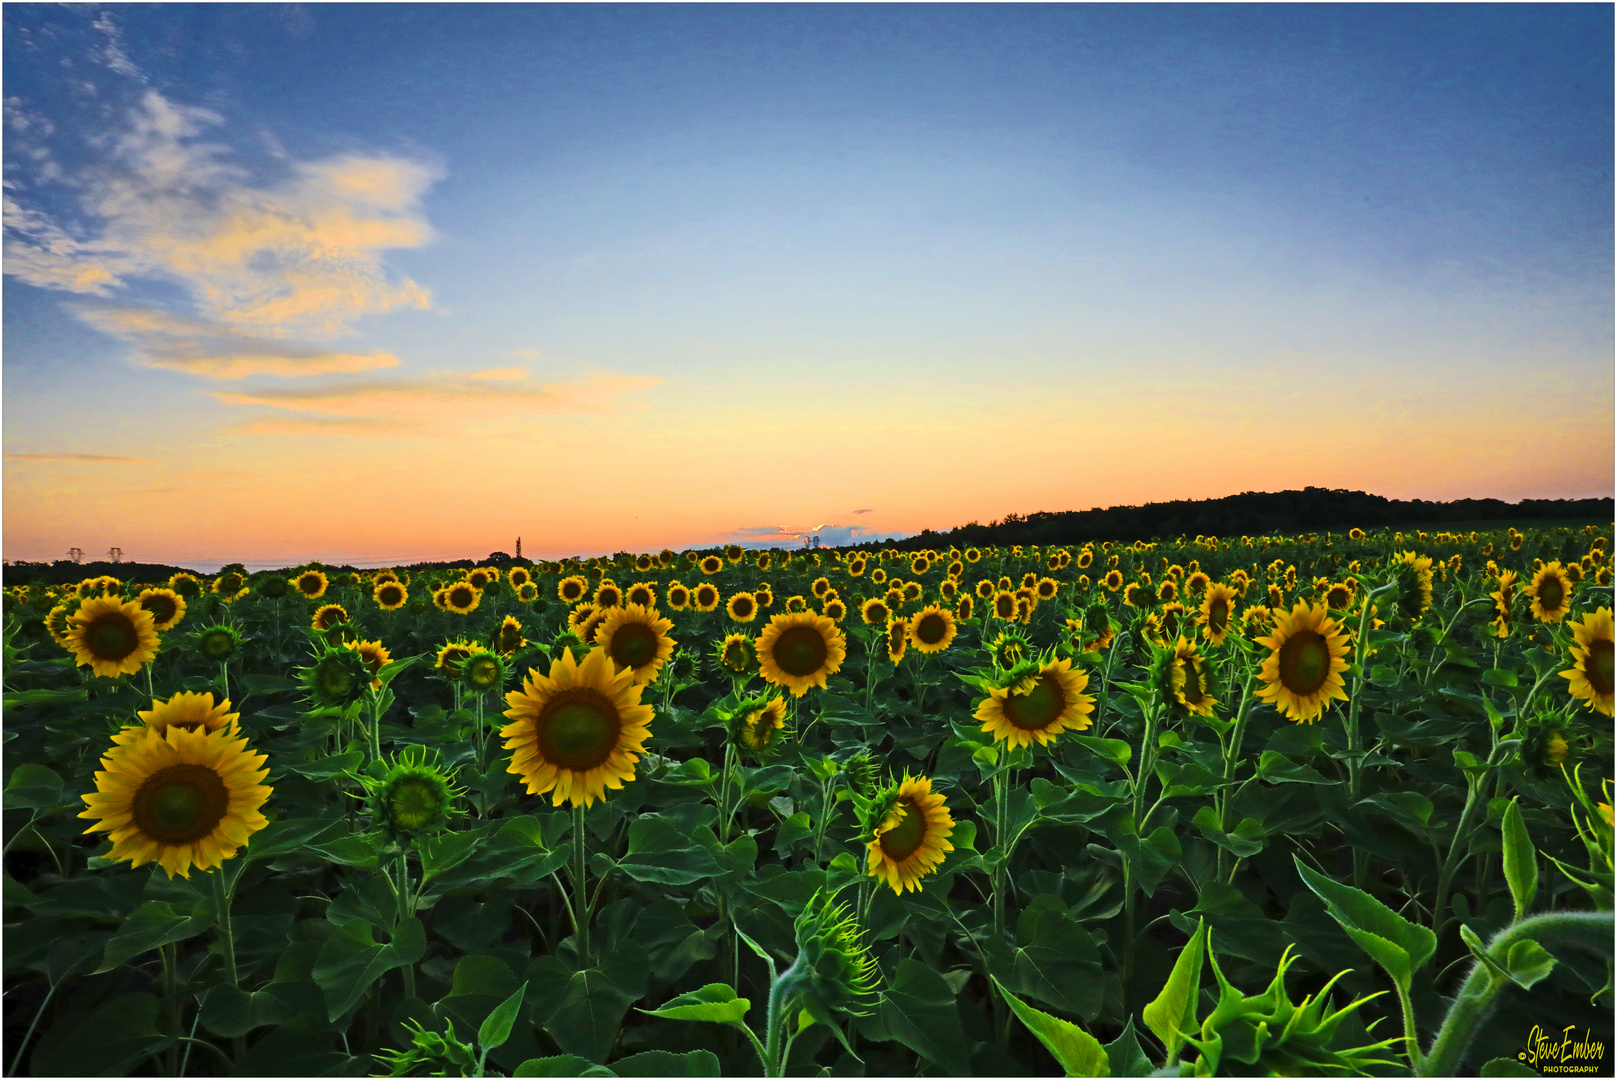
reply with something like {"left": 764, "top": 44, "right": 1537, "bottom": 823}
{"left": 670, "top": 589, "right": 688, "bottom": 605}
{"left": 450, "top": 587, "right": 473, "bottom": 607}
{"left": 611, "top": 623, "right": 660, "bottom": 669}
{"left": 995, "top": 595, "right": 1015, "bottom": 618}
{"left": 562, "top": 583, "right": 583, "bottom": 600}
{"left": 133, "top": 763, "right": 229, "bottom": 844}
{"left": 732, "top": 597, "right": 754, "bottom": 617}
{"left": 142, "top": 596, "right": 178, "bottom": 624}
{"left": 538, "top": 691, "right": 623, "bottom": 771}
{"left": 381, "top": 586, "right": 403, "bottom": 605}
{"left": 1587, "top": 640, "right": 1613, "bottom": 696}
{"left": 879, "top": 798, "right": 927, "bottom": 862}
{"left": 86, "top": 614, "right": 138, "bottom": 661}
{"left": 1178, "top": 659, "right": 1206, "bottom": 704}
{"left": 1208, "top": 598, "right": 1229, "bottom": 631}
{"left": 697, "top": 588, "right": 717, "bottom": 606}
{"left": 916, "top": 614, "right": 947, "bottom": 645}
{"left": 1277, "top": 630, "right": 1330, "bottom": 696}
{"left": 598, "top": 589, "right": 620, "bottom": 607}
{"left": 629, "top": 588, "right": 652, "bottom": 606}
{"left": 1003, "top": 675, "right": 1064, "bottom": 730}
{"left": 298, "top": 575, "right": 321, "bottom": 594}
{"left": 1538, "top": 578, "right": 1565, "bottom": 611}
{"left": 773, "top": 626, "right": 829, "bottom": 677}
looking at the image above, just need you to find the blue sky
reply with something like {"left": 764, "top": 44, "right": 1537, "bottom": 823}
{"left": 4, "top": 4, "right": 1611, "bottom": 567}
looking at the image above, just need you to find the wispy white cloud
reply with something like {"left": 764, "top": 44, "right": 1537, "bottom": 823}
{"left": 725, "top": 522, "right": 911, "bottom": 549}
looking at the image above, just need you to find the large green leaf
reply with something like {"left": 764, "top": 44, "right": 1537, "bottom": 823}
{"left": 244, "top": 816, "right": 345, "bottom": 860}
{"left": 1499, "top": 798, "right": 1538, "bottom": 921}
{"left": 33, "top": 992, "right": 176, "bottom": 1076}
{"left": 638, "top": 982, "right": 751, "bottom": 1026}
{"left": 1293, "top": 856, "right": 1435, "bottom": 986}
{"left": 3, "top": 763, "right": 66, "bottom": 810}
{"left": 1142, "top": 918, "right": 1206, "bottom": 1062}
{"left": 514, "top": 1056, "right": 617, "bottom": 1076}
{"left": 610, "top": 1050, "right": 723, "bottom": 1076}
{"left": 987, "top": 895, "right": 1105, "bottom": 1018}
{"left": 1103, "top": 1018, "right": 1154, "bottom": 1077}
{"left": 311, "top": 916, "right": 426, "bottom": 1020}
{"left": 95, "top": 898, "right": 217, "bottom": 973}
{"left": 615, "top": 815, "right": 723, "bottom": 886}
{"left": 991, "top": 977, "right": 1108, "bottom": 1077}
{"left": 861, "top": 958, "right": 971, "bottom": 1075}
{"left": 529, "top": 940, "right": 652, "bottom": 1063}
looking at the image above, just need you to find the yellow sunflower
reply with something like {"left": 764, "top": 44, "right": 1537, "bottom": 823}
{"left": 1168, "top": 638, "right": 1217, "bottom": 717}
{"left": 79, "top": 725, "right": 271, "bottom": 879}
{"left": 975, "top": 657, "right": 1095, "bottom": 749}
{"left": 1104, "top": 569, "right": 1124, "bottom": 592}
{"left": 693, "top": 583, "right": 721, "bottom": 611}
{"left": 626, "top": 582, "right": 657, "bottom": 608}
{"left": 64, "top": 596, "right": 160, "bottom": 678}
{"left": 294, "top": 570, "right": 328, "bottom": 600}
{"left": 312, "top": 603, "right": 349, "bottom": 631}
{"left": 757, "top": 611, "right": 846, "bottom": 697}
{"left": 725, "top": 544, "right": 744, "bottom": 563}
{"left": 1529, "top": 562, "right": 1574, "bottom": 623}
{"left": 495, "top": 615, "right": 526, "bottom": 655}
{"left": 501, "top": 646, "right": 654, "bottom": 808}
{"left": 558, "top": 575, "right": 590, "bottom": 603}
{"left": 1255, "top": 601, "right": 1351, "bottom": 724}
{"left": 735, "top": 696, "right": 787, "bottom": 752}
{"left": 594, "top": 581, "right": 623, "bottom": 609}
{"left": 823, "top": 598, "right": 847, "bottom": 622}
{"left": 908, "top": 604, "right": 958, "bottom": 654}
{"left": 594, "top": 603, "right": 676, "bottom": 685}
{"left": 435, "top": 639, "right": 478, "bottom": 678}
{"left": 974, "top": 580, "right": 995, "bottom": 600}
{"left": 136, "top": 588, "right": 187, "bottom": 632}
{"left": 956, "top": 595, "right": 974, "bottom": 621}
{"left": 348, "top": 639, "right": 392, "bottom": 689}
{"left": 443, "top": 582, "right": 482, "bottom": 615}
{"left": 115, "top": 691, "right": 240, "bottom": 745}
{"left": 45, "top": 603, "right": 72, "bottom": 645}
{"left": 1561, "top": 607, "right": 1613, "bottom": 717}
{"left": 1200, "top": 583, "right": 1238, "bottom": 646}
{"left": 374, "top": 581, "right": 408, "bottom": 610}
{"left": 862, "top": 598, "right": 892, "bottom": 625}
{"left": 812, "top": 577, "right": 832, "bottom": 598}
{"left": 992, "top": 590, "right": 1017, "bottom": 620}
{"left": 885, "top": 619, "right": 909, "bottom": 664}
{"left": 508, "top": 567, "right": 533, "bottom": 589}
{"left": 666, "top": 582, "right": 691, "bottom": 610}
{"left": 727, "top": 591, "right": 759, "bottom": 622}
{"left": 700, "top": 555, "right": 724, "bottom": 575}
{"left": 466, "top": 568, "right": 494, "bottom": 590}
{"left": 865, "top": 774, "right": 955, "bottom": 895}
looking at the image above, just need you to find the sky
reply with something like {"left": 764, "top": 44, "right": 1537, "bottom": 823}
{"left": 4, "top": 3, "right": 1612, "bottom": 570}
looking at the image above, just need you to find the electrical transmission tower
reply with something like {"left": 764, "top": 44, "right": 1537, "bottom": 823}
{"left": 108, "top": 547, "right": 123, "bottom": 563}
{"left": 67, "top": 547, "right": 83, "bottom": 564}
{"left": 516, "top": 537, "right": 522, "bottom": 560}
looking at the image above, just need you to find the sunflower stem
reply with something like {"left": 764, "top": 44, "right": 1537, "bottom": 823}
{"left": 1217, "top": 668, "right": 1259, "bottom": 882}
{"left": 395, "top": 849, "right": 418, "bottom": 1000}
{"left": 1347, "top": 582, "right": 1399, "bottom": 888}
{"left": 571, "top": 803, "right": 590, "bottom": 964}
{"left": 211, "top": 868, "right": 238, "bottom": 991}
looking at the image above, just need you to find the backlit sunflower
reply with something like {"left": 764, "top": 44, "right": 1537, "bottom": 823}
{"left": 312, "top": 604, "right": 349, "bottom": 632}
{"left": 727, "top": 591, "right": 759, "bottom": 622}
{"left": 908, "top": 604, "right": 957, "bottom": 654}
{"left": 168, "top": 572, "right": 204, "bottom": 598}
{"left": 494, "top": 615, "right": 526, "bottom": 656}
{"left": 594, "top": 603, "right": 676, "bottom": 685}
{"left": 137, "top": 588, "right": 187, "bottom": 632}
{"left": 1529, "top": 562, "right": 1574, "bottom": 623}
{"left": 1256, "top": 601, "right": 1351, "bottom": 724}
{"left": 693, "top": 583, "right": 721, "bottom": 611}
{"left": 508, "top": 567, "right": 533, "bottom": 589}
{"left": 700, "top": 555, "right": 724, "bottom": 575}
{"left": 65, "top": 596, "right": 160, "bottom": 678}
{"left": 864, "top": 773, "right": 955, "bottom": 895}
{"left": 1200, "top": 583, "right": 1238, "bottom": 646}
{"left": 757, "top": 611, "right": 846, "bottom": 697}
{"left": 1561, "top": 607, "right": 1613, "bottom": 717}
{"left": 374, "top": 581, "right": 408, "bottom": 610}
{"left": 79, "top": 725, "right": 271, "bottom": 879}
{"left": 666, "top": 582, "right": 691, "bottom": 610}
{"left": 502, "top": 646, "right": 654, "bottom": 808}
{"left": 558, "top": 575, "right": 589, "bottom": 603}
{"left": 975, "top": 656, "right": 1095, "bottom": 749}
{"left": 443, "top": 582, "right": 482, "bottom": 615}
{"left": 294, "top": 570, "right": 328, "bottom": 600}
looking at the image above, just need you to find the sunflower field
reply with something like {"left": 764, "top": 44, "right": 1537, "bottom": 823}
{"left": 3, "top": 524, "right": 1613, "bottom": 1078}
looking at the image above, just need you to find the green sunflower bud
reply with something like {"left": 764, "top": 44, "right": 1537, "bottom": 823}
{"left": 300, "top": 646, "right": 371, "bottom": 710}
{"left": 1186, "top": 944, "right": 1401, "bottom": 1078}
{"left": 714, "top": 633, "right": 757, "bottom": 676}
{"left": 843, "top": 749, "right": 881, "bottom": 797}
{"left": 195, "top": 623, "right": 242, "bottom": 662}
{"left": 727, "top": 694, "right": 788, "bottom": 758}
{"left": 256, "top": 575, "right": 289, "bottom": 599}
{"left": 988, "top": 628, "right": 1031, "bottom": 671}
{"left": 372, "top": 1016, "right": 477, "bottom": 1078}
{"left": 361, "top": 744, "right": 465, "bottom": 844}
{"left": 784, "top": 889, "right": 879, "bottom": 1026}
{"left": 551, "top": 629, "right": 587, "bottom": 657}
{"left": 460, "top": 648, "right": 507, "bottom": 694}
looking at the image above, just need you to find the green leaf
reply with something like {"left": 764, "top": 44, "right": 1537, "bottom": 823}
{"left": 1500, "top": 799, "right": 1538, "bottom": 921}
{"left": 95, "top": 898, "right": 217, "bottom": 973}
{"left": 615, "top": 815, "right": 723, "bottom": 886}
{"left": 1192, "top": 806, "right": 1265, "bottom": 857}
{"left": 1503, "top": 939, "right": 1558, "bottom": 990}
{"left": 1142, "top": 918, "right": 1206, "bottom": 1062}
{"left": 638, "top": 982, "right": 751, "bottom": 1025}
{"left": 1480, "top": 668, "right": 1519, "bottom": 688}
{"left": 863, "top": 958, "right": 971, "bottom": 1075}
{"left": 1068, "top": 735, "right": 1132, "bottom": 766}
{"left": 991, "top": 976, "right": 1108, "bottom": 1077}
{"left": 1480, "top": 1057, "right": 1540, "bottom": 1076}
{"left": 528, "top": 940, "right": 652, "bottom": 1063}
{"left": 198, "top": 981, "right": 325, "bottom": 1038}
{"left": 1255, "top": 751, "right": 1333, "bottom": 785}
{"left": 609, "top": 1050, "right": 723, "bottom": 1076}
{"left": 245, "top": 816, "right": 345, "bottom": 861}
{"left": 421, "top": 828, "right": 485, "bottom": 883}
{"left": 376, "top": 653, "right": 421, "bottom": 688}
{"left": 1103, "top": 1018, "right": 1154, "bottom": 1077}
{"left": 514, "top": 1055, "right": 618, "bottom": 1076}
{"left": 987, "top": 896, "right": 1104, "bottom": 1018}
{"left": 3, "top": 763, "right": 66, "bottom": 810}
{"left": 305, "top": 832, "right": 381, "bottom": 870}
{"left": 311, "top": 916, "right": 425, "bottom": 1020}
{"left": 2, "top": 686, "right": 87, "bottom": 709}
{"left": 1293, "top": 856, "right": 1436, "bottom": 987}
{"left": 479, "top": 983, "right": 529, "bottom": 1053}
{"left": 33, "top": 992, "right": 176, "bottom": 1076}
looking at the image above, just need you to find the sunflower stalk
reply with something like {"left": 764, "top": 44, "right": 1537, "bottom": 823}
{"left": 571, "top": 803, "right": 591, "bottom": 963}
{"left": 1431, "top": 738, "right": 1519, "bottom": 939}
{"left": 1347, "top": 581, "right": 1399, "bottom": 887}
{"left": 394, "top": 849, "right": 418, "bottom": 1000}
{"left": 1217, "top": 665, "right": 1260, "bottom": 883}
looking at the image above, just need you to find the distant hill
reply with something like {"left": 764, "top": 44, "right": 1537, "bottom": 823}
{"left": 849, "top": 488, "right": 1614, "bottom": 552}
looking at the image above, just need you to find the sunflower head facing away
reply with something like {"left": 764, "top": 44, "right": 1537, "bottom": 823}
{"left": 501, "top": 646, "right": 655, "bottom": 808}
{"left": 1151, "top": 637, "right": 1218, "bottom": 718}
{"left": 790, "top": 890, "right": 880, "bottom": 1022}
{"left": 64, "top": 596, "right": 160, "bottom": 679}
{"left": 79, "top": 725, "right": 271, "bottom": 879}
{"left": 728, "top": 694, "right": 788, "bottom": 756}
{"left": 975, "top": 655, "right": 1095, "bottom": 750}
{"left": 757, "top": 611, "right": 846, "bottom": 697}
{"left": 1255, "top": 601, "right": 1351, "bottom": 724}
{"left": 594, "top": 603, "right": 676, "bottom": 685}
{"left": 1561, "top": 607, "right": 1614, "bottom": 717}
{"left": 716, "top": 633, "right": 757, "bottom": 676}
{"left": 300, "top": 645, "right": 371, "bottom": 710}
{"left": 860, "top": 773, "right": 956, "bottom": 895}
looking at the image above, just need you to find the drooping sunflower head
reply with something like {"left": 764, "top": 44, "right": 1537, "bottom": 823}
{"left": 79, "top": 725, "right": 272, "bottom": 879}
{"left": 63, "top": 596, "right": 160, "bottom": 679}
{"left": 312, "top": 603, "right": 349, "bottom": 632}
{"left": 594, "top": 603, "right": 676, "bottom": 685}
{"left": 1255, "top": 601, "right": 1351, "bottom": 724}
{"left": 975, "top": 655, "right": 1095, "bottom": 750}
{"left": 1151, "top": 637, "right": 1218, "bottom": 718}
{"left": 1392, "top": 551, "right": 1434, "bottom": 621}
{"left": 45, "top": 603, "right": 72, "bottom": 645}
{"left": 1516, "top": 711, "right": 1585, "bottom": 776}
{"left": 294, "top": 570, "right": 329, "bottom": 599}
{"left": 790, "top": 889, "right": 880, "bottom": 1021}
{"left": 861, "top": 773, "right": 956, "bottom": 895}
{"left": 728, "top": 694, "right": 788, "bottom": 756}
{"left": 300, "top": 645, "right": 371, "bottom": 709}
{"left": 495, "top": 615, "right": 526, "bottom": 656}
{"left": 757, "top": 611, "right": 846, "bottom": 698}
{"left": 361, "top": 744, "right": 466, "bottom": 843}
{"left": 435, "top": 639, "right": 478, "bottom": 678}
{"left": 1561, "top": 607, "right": 1614, "bottom": 717}
{"left": 726, "top": 591, "right": 758, "bottom": 623}
{"left": 716, "top": 633, "right": 757, "bottom": 676}
{"left": 693, "top": 583, "right": 721, "bottom": 612}
{"left": 1530, "top": 562, "right": 1575, "bottom": 623}
{"left": 136, "top": 588, "right": 187, "bottom": 633}
{"left": 884, "top": 618, "right": 909, "bottom": 664}
{"left": 501, "top": 646, "right": 655, "bottom": 807}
